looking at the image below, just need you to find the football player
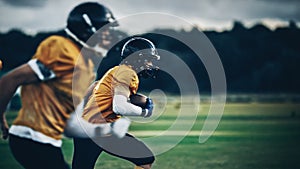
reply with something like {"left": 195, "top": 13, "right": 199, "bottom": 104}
{"left": 71, "top": 37, "right": 159, "bottom": 169}
{"left": 0, "top": 2, "right": 117, "bottom": 169}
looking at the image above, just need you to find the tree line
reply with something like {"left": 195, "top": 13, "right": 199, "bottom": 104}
{"left": 1, "top": 21, "right": 299, "bottom": 94}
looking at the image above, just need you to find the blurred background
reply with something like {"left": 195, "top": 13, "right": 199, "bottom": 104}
{"left": 0, "top": 1, "right": 300, "bottom": 168}
{"left": 1, "top": 0, "right": 299, "bottom": 100}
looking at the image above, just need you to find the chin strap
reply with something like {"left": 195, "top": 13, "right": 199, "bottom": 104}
{"left": 64, "top": 28, "right": 108, "bottom": 57}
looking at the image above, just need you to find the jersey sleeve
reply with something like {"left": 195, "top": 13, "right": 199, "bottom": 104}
{"left": 27, "top": 59, "right": 56, "bottom": 81}
{"left": 32, "top": 36, "right": 80, "bottom": 78}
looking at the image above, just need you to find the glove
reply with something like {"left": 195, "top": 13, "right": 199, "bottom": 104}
{"left": 0, "top": 59, "right": 3, "bottom": 70}
{"left": 143, "top": 98, "right": 154, "bottom": 118}
{"left": 1, "top": 117, "right": 9, "bottom": 140}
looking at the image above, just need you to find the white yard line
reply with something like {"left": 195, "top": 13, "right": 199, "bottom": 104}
{"left": 130, "top": 130, "right": 243, "bottom": 137}
{"left": 130, "top": 130, "right": 296, "bottom": 137}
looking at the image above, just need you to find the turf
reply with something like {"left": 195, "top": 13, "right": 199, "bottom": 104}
{"left": 1, "top": 102, "right": 300, "bottom": 169}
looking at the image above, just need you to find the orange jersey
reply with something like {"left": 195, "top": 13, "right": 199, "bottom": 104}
{"left": 82, "top": 64, "right": 139, "bottom": 123}
{"left": 13, "top": 35, "right": 95, "bottom": 140}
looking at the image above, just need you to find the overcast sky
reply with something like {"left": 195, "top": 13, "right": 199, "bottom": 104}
{"left": 0, "top": 0, "right": 299, "bottom": 34}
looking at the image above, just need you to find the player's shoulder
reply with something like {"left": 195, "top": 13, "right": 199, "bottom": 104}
{"left": 110, "top": 65, "right": 137, "bottom": 81}
{"left": 113, "top": 65, "right": 137, "bottom": 79}
{"left": 40, "top": 35, "right": 74, "bottom": 47}
{"left": 114, "top": 65, "right": 139, "bottom": 85}
{"left": 34, "top": 35, "right": 78, "bottom": 65}
{"left": 117, "top": 65, "right": 136, "bottom": 75}
{"left": 43, "top": 35, "right": 65, "bottom": 42}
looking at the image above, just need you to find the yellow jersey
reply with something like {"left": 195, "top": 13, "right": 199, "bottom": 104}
{"left": 12, "top": 35, "right": 95, "bottom": 140}
{"left": 82, "top": 64, "right": 139, "bottom": 123}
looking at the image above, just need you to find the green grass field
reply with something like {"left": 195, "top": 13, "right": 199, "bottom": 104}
{"left": 1, "top": 101, "right": 300, "bottom": 169}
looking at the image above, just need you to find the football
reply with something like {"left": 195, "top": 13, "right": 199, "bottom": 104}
{"left": 129, "top": 93, "right": 148, "bottom": 109}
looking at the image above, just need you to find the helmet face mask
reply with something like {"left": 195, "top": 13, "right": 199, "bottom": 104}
{"left": 121, "top": 37, "right": 160, "bottom": 78}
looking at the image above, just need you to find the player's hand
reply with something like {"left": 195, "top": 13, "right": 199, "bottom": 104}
{"left": 0, "top": 59, "right": 3, "bottom": 70}
{"left": 144, "top": 98, "right": 154, "bottom": 118}
{"left": 1, "top": 117, "right": 9, "bottom": 140}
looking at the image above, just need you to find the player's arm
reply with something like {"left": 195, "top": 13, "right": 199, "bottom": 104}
{"left": 0, "top": 63, "right": 40, "bottom": 139}
{"left": 112, "top": 85, "right": 152, "bottom": 117}
{"left": 113, "top": 94, "right": 142, "bottom": 116}
{"left": 0, "top": 58, "right": 56, "bottom": 139}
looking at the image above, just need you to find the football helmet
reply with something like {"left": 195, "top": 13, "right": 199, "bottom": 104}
{"left": 65, "top": 2, "right": 118, "bottom": 55}
{"left": 121, "top": 37, "right": 160, "bottom": 78}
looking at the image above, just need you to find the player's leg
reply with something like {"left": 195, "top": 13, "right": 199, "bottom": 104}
{"left": 9, "top": 134, "right": 70, "bottom": 169}
{"left": 9, "top": 134, "right": 36, "bottom": 169}
{"left": 72, "top": 137, "right": 103, "bottom": 169}
{"left": 97, "top": 133, "right": 155, "bottom": 169}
